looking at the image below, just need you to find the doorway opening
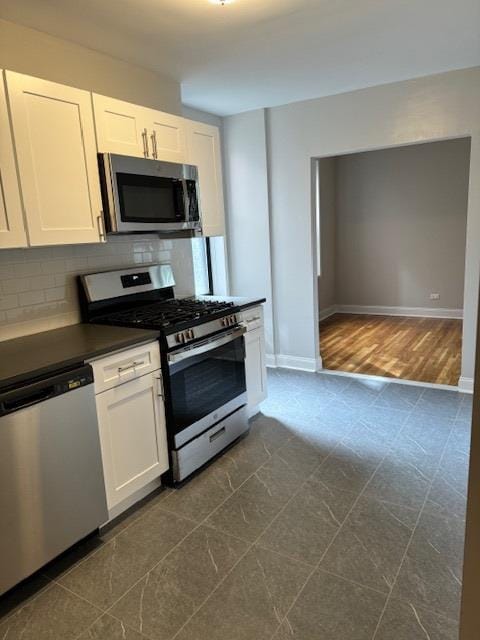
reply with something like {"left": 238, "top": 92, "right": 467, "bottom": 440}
{"left": 315, "top": 137, "right": 471, "bottom": 386}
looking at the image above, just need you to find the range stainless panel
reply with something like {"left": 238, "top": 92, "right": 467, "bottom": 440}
{"left": 172, "top": 405, "right": 249, "bottom": 482}
{"left": 0, "top": 368, "right": 108, "bottom": 595}
{"left": 173, "top": 392, "right": 247, "bottom": 448}
{"left": 81, "top": 264, "right": 175, "bottom": 303}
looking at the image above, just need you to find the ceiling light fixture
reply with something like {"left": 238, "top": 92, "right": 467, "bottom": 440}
{"left": 209, "top": 0, "right": 234, "bottom": 5}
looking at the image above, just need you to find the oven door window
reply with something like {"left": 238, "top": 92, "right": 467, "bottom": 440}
{"left": 168, "top": 336, "right": 246, "bottom": 435}
{"left": 116, "top": 173, "right": 185, "bottom": 223}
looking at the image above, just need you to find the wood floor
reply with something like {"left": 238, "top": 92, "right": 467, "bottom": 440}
{"left": 319, "top": 313, "right": 462, "bottom": 385}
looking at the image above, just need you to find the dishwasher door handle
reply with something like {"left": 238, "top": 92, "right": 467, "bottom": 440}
{"left": 3, "top": 387, "right": 56, "bottom": 413}
{"left": 0, "top": 364, "right": 94, "bottom": 418}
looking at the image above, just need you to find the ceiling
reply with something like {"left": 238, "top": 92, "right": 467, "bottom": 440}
{"left": 1, "top": 0, "right": 479, "bottom": 115}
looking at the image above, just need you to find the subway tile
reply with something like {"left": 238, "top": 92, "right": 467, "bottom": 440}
{"left": 0, "top": 264, "right": 15, "bottom": 279}
{"left": 0, "top": 248, "right": 26, "bottom": 263}
{"left": 0, "top": 239, "right": 178, "bottom": 339}
{"left": 14, "top": 261, "right": 42, "bottom": 277}
{"left": 1, "top": 278, "right": 31, "bottom": 294}
{"left": 65, "top": 257, "right": 89, "bottom": 272}
{"left": 23, "top": 247, "right": 53, "bottom": 261}
{"left": 41, "top": 259, "right": 66, "bottom": 275}
{"left": 0, "top": 293, "right": 18, "bottom": 310}
{"left": 45, "top": 287, "right": 66, "bottom": 302}
{"left": 19, "top": 290, "right": 45, "bottom": 307}
{"left": 30, "top": 274, "right": 56, "bottom": 290}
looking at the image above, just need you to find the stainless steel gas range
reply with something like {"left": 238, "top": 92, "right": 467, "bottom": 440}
{"left": 79, "top": 264, "right": 248, "bottom": 483}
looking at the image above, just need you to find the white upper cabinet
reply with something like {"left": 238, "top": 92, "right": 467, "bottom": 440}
{"left": 6, "top": 72, "right": 103, "bottom": 246}
{"left": 0, "top": 72, "right": 27, "bottom": 249}
{"left": 186, "top": 120, "right": 225, "bottom": 237}
{"left": 149, "top": 109, "right": 187, "bottom": 163}
{"left": 93, "top": 93, "right": 226, "bottom": 237}
{"left": 93, "top": 95, "right": 187, "bottom": 163}
{"left": 92, "top": 94, "right": 146, "bottom": 158}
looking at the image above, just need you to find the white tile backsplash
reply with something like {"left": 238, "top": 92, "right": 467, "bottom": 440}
{"left": 0, "top": 235, "right": 195, "bottom": 341}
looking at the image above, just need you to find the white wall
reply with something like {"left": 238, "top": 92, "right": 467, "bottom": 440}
{"left": 0, "top": 19, "right": 181, "bottom": 113}
{"left": 182, "top": 105, "right": 223, "bottom": 128}
{"left": 317, "top": 158, "right": 337, "bottom": 314}
{"left": 222, "top": 109, "right": 275, "bottom": 358}
{"left": 333, "top": 138, "right": 470, "bottom": 310}
{"left": 223, "top": 67, "right": 480, "bottom": 384}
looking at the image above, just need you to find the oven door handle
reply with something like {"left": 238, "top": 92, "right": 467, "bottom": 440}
{"left": 168, "top": 326, "right": 246, "bottom": 364}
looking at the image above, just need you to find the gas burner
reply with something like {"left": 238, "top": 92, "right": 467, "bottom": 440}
{"left": 98, "top": 297, "right": 237, "bottom": 333}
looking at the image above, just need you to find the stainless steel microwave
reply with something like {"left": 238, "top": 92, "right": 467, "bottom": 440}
{"left": 98, "top": 153, "right": 201, "bottom": 234}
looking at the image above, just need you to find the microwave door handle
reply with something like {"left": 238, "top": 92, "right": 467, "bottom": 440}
{"left": 168, "top": 326, "right": 246, "bottom": 364}
{"left": 181, "top": 179, "right": 190, "bottom": 221}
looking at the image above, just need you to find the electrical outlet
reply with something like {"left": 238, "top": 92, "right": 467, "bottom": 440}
{"left": 430, "top": 293, "right": 440, "bottom": 300}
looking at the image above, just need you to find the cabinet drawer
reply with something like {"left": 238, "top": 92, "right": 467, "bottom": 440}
{"left": 90, "top": 341, "right": 160, "bottom": 393}
{"left": 239, "top": 305, "right": 263, "bottom": 331}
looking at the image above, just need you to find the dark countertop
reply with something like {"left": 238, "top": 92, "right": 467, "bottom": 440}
{"left": 0, "top": 324, "right": 160, "bottom": 392}
{"left": 197, "top": 295, "right": 266, "bottom": 310}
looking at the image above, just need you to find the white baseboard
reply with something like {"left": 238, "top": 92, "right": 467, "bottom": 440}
{"left": 319, "top": 306, "right": 337, "bottom": 321}
{"left": 321, "top": 368, "right": 461, "bottom": 391}
{"left": 334, "top": 304, "right": 463, "bottom": 320}
{"left": 458, "top": 376, "right": 474, "bottom": 394}
{"left": 265, "top": 353, "right": 277, "bottom": 368}
{"left": 275, "top": 354, "right": 322, "bottom": 372}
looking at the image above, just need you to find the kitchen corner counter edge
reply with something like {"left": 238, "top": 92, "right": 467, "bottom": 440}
{"left": 0, "top": 323, "right": 160, "bottom": 392}
{"left": 197, "top": 295, "right": 267, "bottom": 310}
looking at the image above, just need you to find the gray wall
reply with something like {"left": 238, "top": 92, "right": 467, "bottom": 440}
{"left": 317, "top": 158, "right": 337, "bottom": 313}
{"left": 318, "top": 138, "right": 470, "bottom": 312}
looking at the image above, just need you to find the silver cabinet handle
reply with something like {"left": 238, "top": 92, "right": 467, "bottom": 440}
{"left": 150, "top": 131, "right": 158, "bottom": 159}
{"left": 155, "top": 375, "right": 163, "bottom": 398}
{"left": 142, "top": 128, "right": 150, "bottom": 157}
{"left": 117, "top": 360, "right": 145, "bottom": 375}
{"left": 117, "top": 364, "right": 132, "bottom": 374}
{"left": 97, "top": 213, "right": 106, "bottom": 242}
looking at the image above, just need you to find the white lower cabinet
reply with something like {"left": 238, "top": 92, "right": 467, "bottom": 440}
{"left": 92, "top": 343, "right": 169, "bottom": 516}
{"left": 241, "top": 306, "right": 267, "bottom": 416}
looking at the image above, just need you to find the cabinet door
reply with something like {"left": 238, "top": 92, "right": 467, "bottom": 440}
{"left": 186, "top": 121, "right": 225, "bottom": 236}
{"left": 0, "top": 72, "right": 27, "bottom": 248}
{"left": 95, "top": 372, "right": 169, "bottom": 510}
{"left": 6, "top": 72, "right": 102, "bottom": 246}
{"left": 93, "top": 94, "right": 147, "bottom": 157}
{"left": 149, "top": 109, "right": 187, "bottom": 163}
{"left": 244, "top": 326, "right": 267, "bottom": 413}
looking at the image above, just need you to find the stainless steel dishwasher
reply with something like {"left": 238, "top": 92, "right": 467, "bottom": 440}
{"left": 0, "top": 364, "right": 108, "bottom": 596}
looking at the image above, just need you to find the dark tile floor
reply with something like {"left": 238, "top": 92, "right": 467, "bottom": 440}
{"left": 0, "top": 369, "right": 472, "bottom": 640}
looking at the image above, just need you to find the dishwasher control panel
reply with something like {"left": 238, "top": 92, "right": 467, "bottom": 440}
{"left": 0, "top": 365, "right": 94, "bottom": 417}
